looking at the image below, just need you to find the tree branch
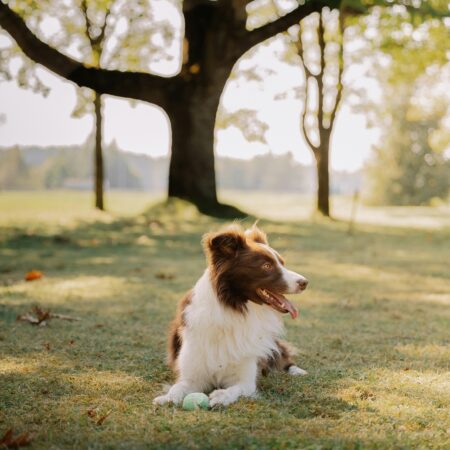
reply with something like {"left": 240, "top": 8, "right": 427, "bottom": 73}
{"left": 316, "top": 10, "right": 326, "bottom": 133}
{"left": 241, "top": 0, "right": 322, "bottom": 53}
{"left": 0, "top": 1, "right": 179, "bottom": 105}
{"left": 301, "top": 75, "right": 319, "bottom": 154}
{"left": 328, "top": 9, "right": 344, "bottom": 130}
{"left": 298, "top": 24, "right": 318, "bottom": 155}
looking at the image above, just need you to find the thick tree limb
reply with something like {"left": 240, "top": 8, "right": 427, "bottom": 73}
{"left": 0, "top": 1, "right": 180, "bottom": 105}
{"left": 241, "top": 0, "right": 322, "bottom": 53}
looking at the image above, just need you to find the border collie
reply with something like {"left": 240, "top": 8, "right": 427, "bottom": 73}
{"left": 153, "top": 224, "right": 308, "bottom": 407}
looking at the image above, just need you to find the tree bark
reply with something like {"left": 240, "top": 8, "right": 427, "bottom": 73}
{"left": 94, "top": 92, "right": 104, "bottom": 210}
{"left": 316, "top": 133, "right": 330, "bottom": 216}
{"left": 166, "top": 84, "right": 219, "bottom": 209}
{"left": 298, "top": 9, "right": 345, "bottom": 218}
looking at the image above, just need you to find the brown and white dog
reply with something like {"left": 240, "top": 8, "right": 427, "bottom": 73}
{"left": 153, "top": 224, "right": 308, "bottom": 407}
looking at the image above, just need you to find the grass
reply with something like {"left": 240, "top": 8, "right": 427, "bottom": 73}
{"left": 0, "top": 191, "right": 449, "bottom": 449}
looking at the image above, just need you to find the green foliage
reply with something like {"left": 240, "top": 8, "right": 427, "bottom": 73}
{"left": 365, "top": 85, "right": 450, "bottom": 206}
{"left": 1, "top": 0, "right": 177, "bottom": 115}
{"left": 352, "top": 3, "right": 450, "bottom": 206}
{"left": 215, "top": 108, "right": 269, "bottom": 144}
{"left": 0, "top": 146, "right": 31, "bottom": 189}
{"left": 0, "top": 145, "right": 363, "bottom": 194}
{"left": 0, "top": 141, "right": 143, "bottom": 190}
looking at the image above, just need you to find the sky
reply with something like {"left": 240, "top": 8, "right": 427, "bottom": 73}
{"left": 0, "top": 3, "right": 381, "bottom": 172}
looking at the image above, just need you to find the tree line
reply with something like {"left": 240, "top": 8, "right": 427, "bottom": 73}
{"left": 0, "top": 144, "right": 363, "bottom": 195}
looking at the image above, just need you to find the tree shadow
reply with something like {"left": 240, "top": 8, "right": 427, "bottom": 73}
{"left": 1, "top": 204, "right": 449, "bottom": 448}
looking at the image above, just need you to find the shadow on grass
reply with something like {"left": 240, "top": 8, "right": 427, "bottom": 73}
{"left": 1, "top": 200, "right": 449, "bottom": 448}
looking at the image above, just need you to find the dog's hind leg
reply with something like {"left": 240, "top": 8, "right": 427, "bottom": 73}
{"left": 259, "top": 340, "right": 308, "bottom": 376}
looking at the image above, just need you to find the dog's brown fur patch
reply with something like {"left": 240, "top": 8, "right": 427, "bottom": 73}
{"left": 203, "top": 225, "right": 288, "bottom": 313}
{"left": 259, "top": 340, "right": 295, "bottom": 376}
{"left": 167, "top": 289, "right": 192, "bottom": 370}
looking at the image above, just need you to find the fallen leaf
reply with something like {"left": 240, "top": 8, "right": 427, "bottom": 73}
{"left": 16, "top": 313, "right": 40, "bottom": 325}
{"left": 155, "top": 272, "right": 175, "bottom": 280}
{"left": 25, "top": 270, "right": 43, "bottom": 282}
{"left": 359, "top": 390, "right": 375, "bottom": 400}
{"left": 32, "top": 306, "right": 50, "bottom": 323}
{"left": 0, "top": 428, "right": 33, "bottom": 448}
{"left": 17, "top": 307, "right": 80, "bottom": 326}
{"left": 96, "top": 410, "right": 112, "bottom": 426}
{"left": 17, "top": 306, "right": 49, "bottom": 326}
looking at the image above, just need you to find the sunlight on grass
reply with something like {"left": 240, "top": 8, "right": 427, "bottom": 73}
{"left": 4, "top": 276, "right": 128, "bottom": 304}
{"left": 1, "top": 191, "right": 449, "bottom": 449}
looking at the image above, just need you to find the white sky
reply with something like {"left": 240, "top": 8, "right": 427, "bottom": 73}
{"left": 0, "top": 3, "right": 381, "bottom": 172}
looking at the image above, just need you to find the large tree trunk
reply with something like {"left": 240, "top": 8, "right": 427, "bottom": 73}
{"left": 94, "top": 91, "right": 104, "bottom": 211}
{"left": 165, "top": 3, "right": 245, "bottom": 216}
{"left": 166, "top": 84, "right": 220, "bottom": 210}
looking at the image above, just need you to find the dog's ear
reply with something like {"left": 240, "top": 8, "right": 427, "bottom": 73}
{"left": 245, "top": 224, "right": 268, "bottom": 245}
{"left": 203, "top": 227, "right": 246, "bottom": 258}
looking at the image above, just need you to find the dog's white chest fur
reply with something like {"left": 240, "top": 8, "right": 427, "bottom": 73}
{"left": 179, "top": 270, "right": 283, "bottom": 388}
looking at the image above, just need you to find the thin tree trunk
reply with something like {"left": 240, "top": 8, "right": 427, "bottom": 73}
{"left": 316, "top": 137, "right": 330, "bottom": 216}
{"left": 94, "top": 91, "right": 104, "bottom": 211}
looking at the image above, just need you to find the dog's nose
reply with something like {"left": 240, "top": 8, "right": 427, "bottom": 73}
{"left": 297, "top": 278, "right": 308, "bottom": 291}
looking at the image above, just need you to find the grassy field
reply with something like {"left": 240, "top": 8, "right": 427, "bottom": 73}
{"left": 0, "top": 191, "right": 449, "bottom": 449}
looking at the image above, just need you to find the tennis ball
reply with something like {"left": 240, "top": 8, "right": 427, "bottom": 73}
{"left": 182, "top": 393, "right": 210, "bottom": 411}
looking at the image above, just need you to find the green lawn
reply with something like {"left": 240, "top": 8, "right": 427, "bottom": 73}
{"left": 1, "top": 191, "right": 449, "bottom": 449}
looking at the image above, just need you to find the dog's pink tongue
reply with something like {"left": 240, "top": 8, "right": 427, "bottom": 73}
{"left": 281, "top": 297, "right": 298, "bottom": 319}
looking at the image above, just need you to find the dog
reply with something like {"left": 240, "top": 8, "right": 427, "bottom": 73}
{"left": 153, "top": 224, "right": 308, "bottom": 407}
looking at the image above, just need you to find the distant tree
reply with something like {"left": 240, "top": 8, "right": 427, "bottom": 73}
{"left": 365, "top": 80, "right": 449, "bottom": 206}
{"left": 295, "top": 8, "right": 345, "bottom": 217}
{"left": 0, "top": 146, "right": 30, "bottom": 189}
{"left": 0, "top": 0, "right": 171, "bottom": 210}
{"left": 354, "top": 2, "right": 450, "bottom": 205}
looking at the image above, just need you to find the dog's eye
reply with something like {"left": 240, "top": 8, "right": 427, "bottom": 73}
{"left": 262, "top": 262, "right": 272, "bottom": 271}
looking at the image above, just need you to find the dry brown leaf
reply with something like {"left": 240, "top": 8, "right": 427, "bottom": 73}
{"left": 0, "top": 428, "right": 33, "bottom": 448}
{"left": 16, "top": 313, "right": 40, "bottom": 325}
{"left": 24, "top": 270, "right": 43, "bottom": 282}
{"left": 155, "top": 272, "right": 175, "bottom": 280}
{"left": 17, "top": 307, "right": 80, "bottom": 326}
{"left": 96, "top": 410, "right": 112, "bottom": 426}
{"left": 86, "top": 408, "right": 97, "bottom": 418}
{"left": 32, "top": 306, "right": 50, "bottom": 323}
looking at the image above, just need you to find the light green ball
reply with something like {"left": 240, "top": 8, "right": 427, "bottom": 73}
{"left": 182, "top": 393, "right": 210, "bottom": 411}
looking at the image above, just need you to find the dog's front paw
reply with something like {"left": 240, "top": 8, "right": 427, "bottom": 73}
{"left": 288, "top": 365, "right": 308, "bottom": 376}
{"left": 209, "top": 389, "right": 238, "bottom": 407}
{"left": 153, "top": 392, "right": 184, "bottom": 406}
{"left": 153, "top": 394, "right": 171, "bottom": 406}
